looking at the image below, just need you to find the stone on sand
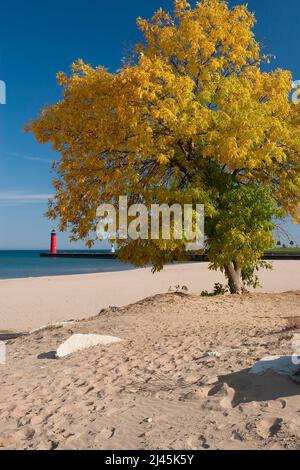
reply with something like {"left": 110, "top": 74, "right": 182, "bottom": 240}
{"left": 56, "top": 333, "right": 122, "bottom": 358}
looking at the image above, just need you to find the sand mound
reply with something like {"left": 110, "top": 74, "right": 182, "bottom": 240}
{"left": 1, "top": 291, "right": 300, "bottom": 450}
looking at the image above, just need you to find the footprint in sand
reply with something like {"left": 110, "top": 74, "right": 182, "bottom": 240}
{"left": 186, "top": 434, "right": 210, "bottom": 450}
{"left": 207, "top": 383, "right": 236, "bottom": 409}
{"left": 93, "top": 426, "right": 116, "bottom": 448}
{"left": 267, "top": 399, "right": 287, "bottom": 411}
{"left": 256, "top": 416, "right": 283, "bottom": 439}
{"left": 231, "top": 429, "right": 245, "bottom": 442}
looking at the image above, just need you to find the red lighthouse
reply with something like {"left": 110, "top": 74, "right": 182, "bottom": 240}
{"left": 50, "top": 230, "right": 57, "bottom": 254}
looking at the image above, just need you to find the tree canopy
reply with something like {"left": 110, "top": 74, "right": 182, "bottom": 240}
{"left": 27, "top": 0, "right": 300, "bottom": 293}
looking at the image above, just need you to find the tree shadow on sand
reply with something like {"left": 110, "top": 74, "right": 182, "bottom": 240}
{"left": 218, "top": 365, "right": 300, "bottom": 406}
{"left": 37, "top": 351, "right": 57, "bottom": 360}
{"left": 0, "top": 332, "right": 26, "bottom": 341}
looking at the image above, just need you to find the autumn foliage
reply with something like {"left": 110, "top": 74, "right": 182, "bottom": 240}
{"left": 27, "top": 0, "right": 300, "bottom": 293}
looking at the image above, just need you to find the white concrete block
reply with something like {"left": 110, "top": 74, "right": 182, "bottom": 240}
{"left": 56, "top": 333, "right": 122, "bottom": 358}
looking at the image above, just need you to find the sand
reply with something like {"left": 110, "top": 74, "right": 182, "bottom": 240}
{"left": 1, "top": 261, "right": 300, "bottom": 332}
{"left": 1, "top": 291, "right": 300, "bottom": 450}
{"left": 0, "top": 261, "right": 300, "bottom": 450}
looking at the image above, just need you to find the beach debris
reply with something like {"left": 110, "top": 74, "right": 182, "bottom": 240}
{"left": 168, "top": 285, "right": 189, "bottom": 293}
{"left": 219, "top": 347, "right": 248, "bottom": 354}
{"left": 250, "top": 355, "right": 299, "bottom": 376}
{"left": 140, "top": 417, "right": 153, "bottom": 424}
{"left": 196, "top": 347, "right": 247, "bottom": 363}
{"left": 56, "top": 333, "right": 122, "bottom": 358}
{"left": 203, "top": 351, "right": 222, "bottom": 358}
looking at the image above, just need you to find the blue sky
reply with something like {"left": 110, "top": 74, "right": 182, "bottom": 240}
{"left": 0, "top": 0, "right": 299, "bottom": 249}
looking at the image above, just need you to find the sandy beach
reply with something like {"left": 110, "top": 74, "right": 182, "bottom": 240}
{"left": 1, "top": 289, "right": 300, "bottom": 450}
{"left": 0, "top": 261, "right": 300, "bottom": 450}
{"left": 1, "top": 261, "right": 300, "bottom": 332}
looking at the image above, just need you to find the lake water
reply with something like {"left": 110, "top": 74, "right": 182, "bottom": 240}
{"left": 0, "top": 250, "right": 134, "bottom": 280}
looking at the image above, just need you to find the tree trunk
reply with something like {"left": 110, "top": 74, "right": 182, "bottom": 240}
{"left": 224, "top": 262, "right": 243, "bottom": 294}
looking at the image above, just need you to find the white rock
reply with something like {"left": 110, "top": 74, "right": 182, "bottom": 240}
{"left": 56, "top": 333, "right": 122, "bottom": 358}
{"left": 249, "top": 355, "right": 299, "bottom": 376}
{"left": 291, "top": 334, "right": 300, "bottom": 351}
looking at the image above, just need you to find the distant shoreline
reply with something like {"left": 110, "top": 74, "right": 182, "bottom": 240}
{"left": 1, "top": 261, "right": 300, "bottom": 332}
{"left": 0, "top": 250, "right": 132, "bottom": 280}
{"left": 2, "top": 248, "right": 300, "bottom": 281}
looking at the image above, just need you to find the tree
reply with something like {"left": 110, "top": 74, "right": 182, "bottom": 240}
{"left": 26, "top": 0, "right": 300, "bottom": 294}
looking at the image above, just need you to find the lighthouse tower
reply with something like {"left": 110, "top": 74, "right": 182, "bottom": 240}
{"left": 50, "top": 230, "right": 57, "bottom": 254}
